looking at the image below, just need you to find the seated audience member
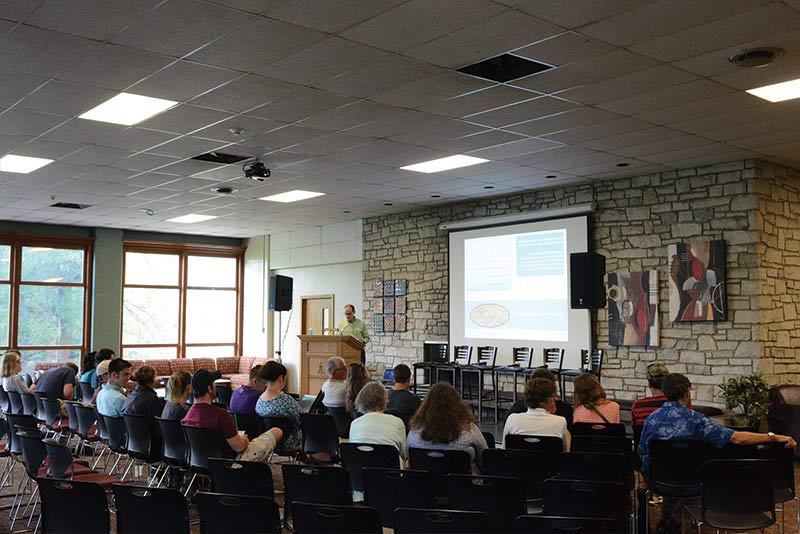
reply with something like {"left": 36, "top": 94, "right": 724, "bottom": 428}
{"left": 502, "top": 377, "right": 571, "bottom": 451}
{"left": 505, "top": 368, "right": 573, "bottom": 425}
{"left": 229, "top": 365, "right": 264, "bottom": 414}
{"left": 182, "top": 369, "right": 282, "bottom": 464}
{"left": 638, "top": 373, "right": 796, "bottom": 477}
{"left": 162, "top": 371, "right": 192, "bottom": 420}
{"left": 90, "top": 349, "right": 115, "bottom": 389}
{"left": 89, "top": 359, "right": 111, "bottom": 405}
{"left": 96, "top": 359, "right": 132, "bottom": 417}
{"left": 632, "top": 362, "right": 676, "bottom": 428}
{"left": 386, "top": 363, "right": 421, "bottom": 416}
{"left": 122, "top": 365, "right": 166, "bottom": 418}
{"left": 255, "top": 361, "right": 303, "bottom": 451}
{"left": 345, "top": 362, "right": 370, "bottom": 415}
{"left": 321, "top": 357, "right": 347, "bottom": 409}
{"left": 35, "top": 362, "right": 79, "bottom": 401}
{"left": 1, "top": 350, "right": 33, "bottom": 394}
{"left": 349, "top": 382, "right": 407, "bottom": 460}
{"left": 407, "top": 382, "right": 487, "bottom": 474}
{"left": 78, "top": 351, "right": 97, "bottom": 384}
{"left": 572, "top": 373, "right": 620, "bottom": 424}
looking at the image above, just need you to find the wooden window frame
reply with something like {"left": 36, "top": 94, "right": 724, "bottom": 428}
{"left": 0, "top": 233, "right": 93, "bottom": 363}
{"left": 121, "top": 240, "right": 245, "bottom": 359}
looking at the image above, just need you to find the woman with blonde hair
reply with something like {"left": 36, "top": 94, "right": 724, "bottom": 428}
{"left": 407, "top": 382, "right": 487, "bottom": 474}
{"left": 161, "top": 371, "right": 192, "bottom": 420}
{"left": 1, "top": 350, "right": 32, "bottom": 393}
{"left": 572, "top": 373, "right": 620, "bottom": 424}
{"left": 345, "top": 362, "right": 369, "bottom": 415}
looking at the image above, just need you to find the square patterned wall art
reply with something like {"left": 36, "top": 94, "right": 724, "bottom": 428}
{"left": 371, "top": 279, "right": 407, "bottom": 333}
{"left": 667, "top": 239, "right": 727, "bottom": 322}
{"left": 607, "top": 270, "right": 660, "bottom": 347}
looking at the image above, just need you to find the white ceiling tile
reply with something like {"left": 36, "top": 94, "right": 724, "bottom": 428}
{"left": 418, "top": 129, "right": 529, "bottom": 154}
{"left": 557, "top": 65, "right": 697, "bottom": 105}
{"left": 405, "top": 9, "right": 561, "bottom": 68}
{"left": 389, "top": 117, "right": 486, "bottom": 145}
{"left": 0, "top": 70, "right": 49, "bottom": 108}
{"left": 267, "top": 0, "right": 405, "bottom": 33}
{"left": 582, "top": 126, "right": 684, "bottom": 151}
{"left": 542, "top": 117, "right": 653, "bottom": 144}
{"left": 18, "top": 81, "right": 117, "bottom": 117}
{"left": 40, "top": 118, "right": 123, "bottom": 144}
{"left": 503, "top": 107, "right": 622, "bottom": 136}
{"left": 247, "top": 124, "right": 328, "bottom": 151}
{"left": 129, "top": 61, "right": 240, "bottom": 102}
{"left": 111, "top": 0, "right": 253, "bottom": 57}
{"left": 0, "top": 133, "right": 34, "bottom": 154}
{"left": 249, "top": 87, "right": 357, "bottom": 123}
{"left": 0, "top": 25, "right": 98, "bottom": 77}
{"left": 26, "top": 0, "right": 162, "bottom": 41}
{"left": 186, "top": 16, "right": 326, "bottom": 73}
{"left": 633, "top": 91, "right": 762, "bottom": 125}
{"left": 194, "top": 116, "right": 284, "bottom": 143}
{"left": 299, "top": 101, "right": 403, "bottom": 132}
{"left": 113, "top": 152, "right": 182, "bottom": 172}
{"left": 61, "top": 145, "right": 132, "bottom": 166}
{"left": 146, "top": 137, "right": 230, "bottom": 159}
{"left": 340, "top": 0, "right": 506, "bottom": 52}
{"left": 313, "top": 55, "right": 444, "bottom": 98}
{"left": 205, "top": 0, "right": 286, "bottom": 14}
{"left": 369, "top": 71, "right": 495, "bottom": 109}
{"left": 631, "top": 3, "right": 800, "bottom": 62}
{"left": 57, "top": 44, "right": 174, "bottom": 92}
{"left": 596, "top": 79, "right": 735, "bottom": 115}
{"left": 138, "top": 104, "right": 233, "bottom": 135}
{"left": 508, "top": 0, "right": 658, "bottom": 28}
{"left": 0, "top": 1, "right": 42, "bottom": 22}
{"left": 464, "top": 96, "right": 580, "bottom": 128}
{"left": 711, "top": 55, "right": 800, "bottom": 90}
{"left": 285, "top": 133, "right": 373, "bottom": 155}
{"left": 78, "top": 166, "right": 134, "bottom": 184}
{"left": 10, "top": 138, "right": 85, "bottom": 159}
{"left": 151, "top": 157, "right": 225, "bottom": 177}
{"left": 0, "top": 108, "right": 67, "bottom": 136}
{"left": 467, "top": 137, "right": 564, "bottom": 160}
{"left": 419, "top": 85, "right": 539, "bottom": 118}
{"left": 125, "top": 173, "right": 181, "bottom": 188}
{"left": 96, "top": 128, "right": 179, "bottom": 152}
{"left": 610, "top": 134, "right": 716, "bottom": 158}
{"left": 514, "top": 32, "right": 616, "bottom": 66}
{"left": 509, "top": 49, "right": 658, "bottom": 93}
{"left": 188, "top": 74, "right": 298, "bottom": 114}
{"left": 259, "top": 37, "right": 390, "bottom": 86}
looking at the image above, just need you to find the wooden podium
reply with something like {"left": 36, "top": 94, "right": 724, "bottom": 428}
{"left": 298, "top": 335, "right": 365, "bottom": 396}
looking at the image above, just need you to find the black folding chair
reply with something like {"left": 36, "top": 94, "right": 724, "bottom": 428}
{"left": 504, "top": 434, "right": 564, "bottom": 458}
{"left": 363, "top": 468, "right": 435, "bottom": 527}
{"left": 229, "top": 411, "right": 265, "bottom": 440}
{"left": 340, "top": 442, "right": 400, "bottom": 494}
{"left": 460, "top": 345, "right": 498, "bottom": 421}
{"left": 572, "top": 435, "right": 633, "bottom": 457}
{"left": 482, "top": 431, "right": 496, "bottom": 449}
{"left": 647, "top": 439, "right": 716, "bottom": 498}
{"left": 483, "top": 448, "right": 554, "bottom": 500}
{"left": 408, "top": 447, "right": 470, "bottom": 475}
{"left": 21, "top": 392, "right": 38, "bottom": 417}
{"left": 560, "top": 349, "right": 604, "bottom": 396}
{"left": 104, "top": 415, "right": 131, "bottom": 478}
{"left": 156, "top": 417, "right": 188, "bottom": 488}
{"left": 78, "top": 381, "right": 94, "bottom": 402}
{"left": 543, "top": 479, "right": 631, "bottom": 533}
{"left": 7, "top": 390, "right": 23, "bottom": 415}
{"left": 282, "top": 464, "right": 352, "bottom": 524}
{"left": 558, "top": 451, "right": 634, "bottom": 489}
{"left": 36, "top": 478, "right": 110, "bottom": 534}
{"left": 394, "top": 508, "right": 489, "bottom": 533}
{"left": 196, "top": 492, "right": 281, "bottom": 533}
{"left": 113, "top": 484, "right": 190, "bottom": 534}
{"left": 300, "top": 413, "right": 340, "bottom": 463}
{"left": 214, "top": 383, "right": 232, "bottom": 409}
{"left": 445, "top": 474, "right": 526, "bottom": 533}
{"left": 208, "top": 457, "right": 274, "bottom": 497}
{"left": 697, "top": 459, "right": 776, "bottom": 531}
{"left": 514, "top": 515, "right": 622, "bottom": 533}
{"left": 437, "top": 345, "right": 472, "bottom": 392}
{"left": 0, "top": 386, "right": 10, "bottom": 413}
{"left": 541, "top": 347, "right": 565, "bottom": 398}
{"left": 292, "top": 502, "right": 382, "bottom": 533}
{"left": 182, "top": 425, "right": 221, "bottom": 497}
{"left": 326, "top": 406, "right": 353, "bottom": 438}
{"left": 123, "top": 413, "right": 164, "bottom": 486}
{"left": 571, "top": 422, "right": 626, "bottom": 437}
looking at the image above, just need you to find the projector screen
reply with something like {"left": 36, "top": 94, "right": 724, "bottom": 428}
{"left": 449, "top": 215, "right": 591, "bottom": 368}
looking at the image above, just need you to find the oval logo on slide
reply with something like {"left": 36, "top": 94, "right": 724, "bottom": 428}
{"left": 469, "top": 303, "right": 510, "bottom": 328}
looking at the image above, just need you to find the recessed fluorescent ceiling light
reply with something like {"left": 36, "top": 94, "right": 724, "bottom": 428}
{"left": 746, "top": 78, "right": 800, "bottom": 102}
{"left": 260, "top": 190, "right": 325, "bottom": 203}
{"left": 0, "top": 154, "right": 54, "bottom": 173}
{"left": 79, "top": 92, "right": 177, "bottom": 125}
{"left": 400, "top": 155, "right": 489, "bottom": 173}
{"left": 166, "top": 213, "right": 217, "bottom": 223}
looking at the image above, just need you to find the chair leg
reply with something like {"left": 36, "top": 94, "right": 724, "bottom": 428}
{"left": 184, "top": 473, "right": 197, "bottom": 498}
{"left": 121, "top": 458, "right": 134, "bottom": 482}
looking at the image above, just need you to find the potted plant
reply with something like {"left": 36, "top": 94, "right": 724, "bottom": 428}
{"left": 718, "top": 372, "right": 770, "bottom": 431}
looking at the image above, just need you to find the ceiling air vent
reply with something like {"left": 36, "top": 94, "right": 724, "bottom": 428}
{"left": 191, "top": 151, "right": 250, "bottom": 165}
{"left": 51, "top": 202, "right": 90, "bottom": 209}
{"left": 458, "top": 53, "right": 553, "bottom": 83}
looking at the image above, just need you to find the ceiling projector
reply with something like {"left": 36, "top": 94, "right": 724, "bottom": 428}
{"left": 243, "top": 159, "right": 270, "bottom": 181}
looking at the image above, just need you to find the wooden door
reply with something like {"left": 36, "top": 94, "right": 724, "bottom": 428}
{"left": 301, "top": 295, "right": 334, "bottom": 337}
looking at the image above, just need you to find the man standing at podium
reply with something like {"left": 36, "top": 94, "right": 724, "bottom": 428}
{"left": 338, "top": 304, "right": 369, "bottom": 361}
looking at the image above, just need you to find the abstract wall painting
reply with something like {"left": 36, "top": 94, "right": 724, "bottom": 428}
{"left": 668, "top": 240, "right": 726, "bottom": 322}
{"left": 607, "top": 270, "right": 660, "bottom": 347}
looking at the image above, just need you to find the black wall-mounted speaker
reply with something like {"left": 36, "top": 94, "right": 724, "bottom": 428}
{"left": 268, "top": 274, "right": 293, "bottom": 312}
{"left": 570, "top": 252, "right": 606, "bottom": 309}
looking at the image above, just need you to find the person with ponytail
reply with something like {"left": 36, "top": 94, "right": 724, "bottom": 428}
{"left": 121, "top": 364, "right": 166, "bottom": 418}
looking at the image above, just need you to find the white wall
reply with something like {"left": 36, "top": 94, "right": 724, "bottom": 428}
{"left": 268, "top": 220, "right": 363, "bottom": 393}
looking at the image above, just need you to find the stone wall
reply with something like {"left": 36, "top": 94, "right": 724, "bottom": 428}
{"left": 755, "top": 162, "right": 800, "bottom": 384}
{"left": 362, "top": 160, "right": 772, "bottom": 406}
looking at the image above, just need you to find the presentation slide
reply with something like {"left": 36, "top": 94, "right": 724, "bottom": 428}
{"left": 449, "top": 215, "right": 591, "bottom": 366}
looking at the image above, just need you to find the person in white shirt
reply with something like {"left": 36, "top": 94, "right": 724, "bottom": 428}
{"left": 321, "top": 357, "right": 347, "bottom": 408}
{"left": 502, "top": 377, "right": 571, "bottom": 451}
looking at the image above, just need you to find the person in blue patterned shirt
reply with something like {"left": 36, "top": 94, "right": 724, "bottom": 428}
{"left": 638, "top": 373, "right": 796, "bottom": 478}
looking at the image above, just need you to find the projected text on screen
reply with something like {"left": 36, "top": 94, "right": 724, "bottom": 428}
{"left": 464, "top": 229, "right": 568, "bottom": 341}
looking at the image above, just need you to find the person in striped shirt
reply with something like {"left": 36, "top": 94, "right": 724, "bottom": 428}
{"left": 631, "top": 362, "right": 670, "bottom": 428}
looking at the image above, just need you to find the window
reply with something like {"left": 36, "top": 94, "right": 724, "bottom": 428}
{"left": 121, "top": 242, "right": 243, "bottom": 360}
{"left": 0, "top": 237, "right": 92, "bottom": 373}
